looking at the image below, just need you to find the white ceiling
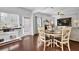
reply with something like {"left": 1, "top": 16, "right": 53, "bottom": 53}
{"left": 23, "top": 7, "right": 79, "bottom": 15}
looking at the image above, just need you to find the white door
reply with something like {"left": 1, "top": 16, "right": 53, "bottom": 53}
{"left": 22, "top": 17, "right": 31, "bottom": 35}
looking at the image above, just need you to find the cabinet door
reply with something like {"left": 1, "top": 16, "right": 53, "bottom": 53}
{"left": 70, "top": 28, "right": 79, "bottom": 42}
{"left": 0, "top": 13, "right": 7, "bottom": 27}
{"left": 7, "top": 14, "right": 19, "bottom": 27}
{"left": 0, "top": 12, "right": 19, "bottom": 28}
{"left": 22, "top": 17, "right": 31, "bottom": 35}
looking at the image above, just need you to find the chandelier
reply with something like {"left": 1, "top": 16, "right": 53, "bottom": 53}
{"left": 57, "top": 9, "right": 64, "bottom": 16}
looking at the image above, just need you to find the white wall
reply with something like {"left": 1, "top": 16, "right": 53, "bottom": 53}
{"left": 52, "top": 12, "right": 79, "bottom": 27}
{"left": 52, "top": 12, "right": 79, "bottom": 42}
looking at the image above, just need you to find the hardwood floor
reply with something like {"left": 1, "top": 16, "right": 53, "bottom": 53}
{"left": 0, "top": 35, "right": 79, "bottom": 51}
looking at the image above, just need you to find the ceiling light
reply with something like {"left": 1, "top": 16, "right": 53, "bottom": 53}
{"left": 57, "top": 9, "right": 64, "bottom": 16}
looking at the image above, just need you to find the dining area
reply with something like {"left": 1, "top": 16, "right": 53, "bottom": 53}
{"left": 37, "top": 20, "right": 72, "bottom": 51}
{"left": 0, "top": 7, "right": 79, "bottom": 51}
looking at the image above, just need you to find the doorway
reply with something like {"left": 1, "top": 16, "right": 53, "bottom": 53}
{"left": 22, "top": 17, "right": 31, "bottom": 36}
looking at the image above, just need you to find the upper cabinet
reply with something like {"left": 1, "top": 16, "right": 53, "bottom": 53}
{"left": 0, "top": 12, "right": 20, "bottom": 28}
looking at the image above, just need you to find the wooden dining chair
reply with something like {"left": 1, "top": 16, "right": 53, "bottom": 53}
{"left": 53, "top": 27, "right": 72, "bottom": 51}
{"left": 37, "top": 26, "right": 52, "bottom": 51}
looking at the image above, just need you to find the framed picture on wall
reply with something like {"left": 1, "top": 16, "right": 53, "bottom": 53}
{"left": 57, "top": 17, "right": 72, "bottom": 26}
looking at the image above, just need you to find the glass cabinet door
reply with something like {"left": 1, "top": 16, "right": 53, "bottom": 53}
{"left": 0, "top": 13, "right": 7, "bottom": 28}
{"left": 0, "top": 12, "right": 19, "bottom": 28}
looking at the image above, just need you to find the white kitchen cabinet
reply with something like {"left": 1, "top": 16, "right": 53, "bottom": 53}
{"left": 0, "top": 12, "right": 20, "bottom": 28}
{"left": 0, "top": 12, "right": 21, "bottom": 43}
{"left": 0, "top": 30, "right": 20, "bottom": 43}
{"left": 70, "top": 28, "right": 79, "bottom": 42}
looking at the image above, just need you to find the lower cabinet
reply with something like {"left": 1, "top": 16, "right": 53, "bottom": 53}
{"left": 0, "top": 30, "right": 20, "bottom": 43}
{"left": 70, "top": 28, "right": 79, "bottom": 42}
